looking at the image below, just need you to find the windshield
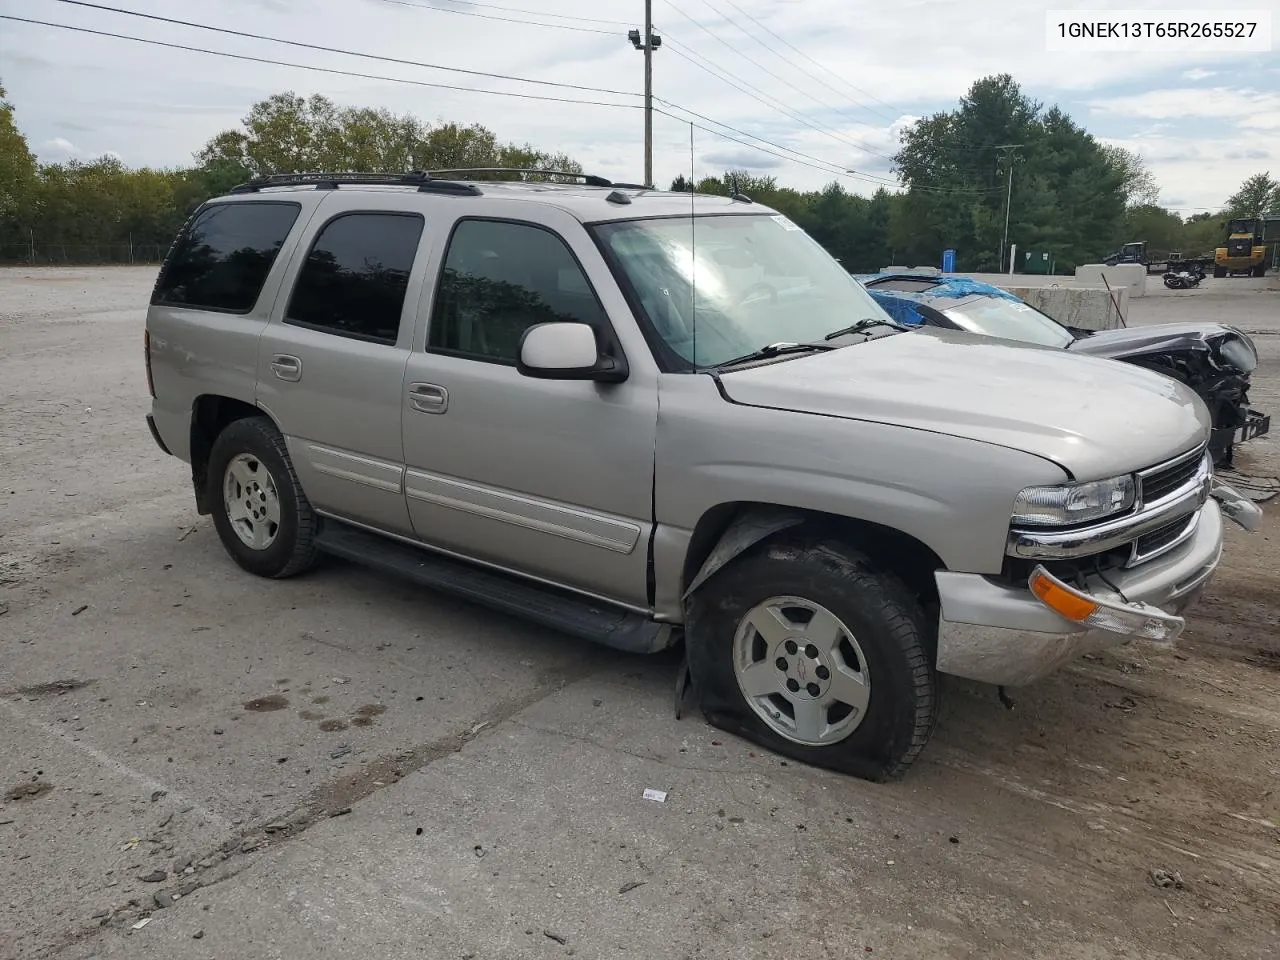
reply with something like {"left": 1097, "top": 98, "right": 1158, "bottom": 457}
{"left": 940, "top": 296, "right": 1075, "bottom": 349}
{"left": 591, "top": 213, "right": 898, "bottom": 368}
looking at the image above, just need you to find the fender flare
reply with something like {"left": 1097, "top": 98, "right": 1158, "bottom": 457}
{"left": 682, "top": 506, "right": 806, "bottom": 601}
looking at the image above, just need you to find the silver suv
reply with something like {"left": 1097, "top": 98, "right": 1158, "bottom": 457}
{"left": 143, "top": 170, "right": 1261, "bottom": 780}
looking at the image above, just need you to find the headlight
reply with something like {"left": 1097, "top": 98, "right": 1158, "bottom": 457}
{"left": 1217, "top": 337, "right": 1257, "bottom": 374}
{"left": 1012, "top": 475, "right": 1136, "bottom": 526}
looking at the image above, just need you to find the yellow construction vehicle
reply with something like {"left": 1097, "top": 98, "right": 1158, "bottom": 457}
{"left": 1213, "top": 217, "right": 1267, "bottom": 277}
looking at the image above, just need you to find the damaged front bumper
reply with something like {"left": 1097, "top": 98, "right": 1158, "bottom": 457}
{"left": 934, "top": 481, "right": 1262, "bottom": 687}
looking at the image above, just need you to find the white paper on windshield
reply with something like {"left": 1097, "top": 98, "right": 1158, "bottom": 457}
{"left": 772, "top": 215, "right": 802, "bottom": 231}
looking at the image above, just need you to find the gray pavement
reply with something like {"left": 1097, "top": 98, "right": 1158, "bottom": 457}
{"left": 2, "top": 267, "right": 1278, "bottom": 960}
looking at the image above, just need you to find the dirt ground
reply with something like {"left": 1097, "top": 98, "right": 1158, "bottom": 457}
{"left": 1, "top": 267, "right": 1277, "bottom": 960}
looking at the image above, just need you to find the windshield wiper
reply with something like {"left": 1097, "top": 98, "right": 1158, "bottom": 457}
{"left": 823, "top": 317, "right": 909, "bottom": 340}
{"left": 712, "top": 341, "right": 835, "bottom": 369}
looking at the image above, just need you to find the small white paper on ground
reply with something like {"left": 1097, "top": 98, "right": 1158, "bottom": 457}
{"left": 642, "top": 788, "right": 668, "bottom": 803}
{"left": 131, "top": 918, "right": 152, "bottom": 931}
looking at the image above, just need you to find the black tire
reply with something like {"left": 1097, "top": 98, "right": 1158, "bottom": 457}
{"left": 684, "top": 532, "right": 938, "bottom": 782}
{"left": 207, "top": 416, "right": 320, "bottom": 579}
{"left": 1213, "top": 266, "right": 1226, "bottom": 279}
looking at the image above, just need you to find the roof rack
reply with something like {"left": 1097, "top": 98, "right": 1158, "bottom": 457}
{"left": 228, "top": 170, "right": 482, "bottom": 196}
{"left": 425, "top": 168, "right": 627, "bottom": 188}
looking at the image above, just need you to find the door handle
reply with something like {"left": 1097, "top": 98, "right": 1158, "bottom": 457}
{"left": 408, "top": 382, "right": 448, "bottom": 414}
{"left": 270, "top": 355, "right": 302, "bottom": 382}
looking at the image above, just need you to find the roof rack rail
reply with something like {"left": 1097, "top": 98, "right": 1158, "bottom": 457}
{"left": 228, "top": 170, "right": 482, "bottom": 196}
{"left": 426, "top": 167, "right": 616, "bottom": 187}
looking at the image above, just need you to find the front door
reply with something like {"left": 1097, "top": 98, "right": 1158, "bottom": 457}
{"left": 255, "top": 196, "right": 432, "bottom": 536}
{"left": 401, "top": 210, "right": 658, "bottom": 609}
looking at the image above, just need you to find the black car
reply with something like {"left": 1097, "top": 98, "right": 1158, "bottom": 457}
{"left": 860, "top": 273, "right": 1269, "bottom": 466}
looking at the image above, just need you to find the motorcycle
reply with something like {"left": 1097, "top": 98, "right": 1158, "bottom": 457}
{"left": 1163, "top": 269, "right": 1202, "bottom": 290}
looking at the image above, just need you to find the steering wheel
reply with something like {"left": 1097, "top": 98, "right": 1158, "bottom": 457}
{"left": 733, "top": 282, "right": 778, "bottom": 307}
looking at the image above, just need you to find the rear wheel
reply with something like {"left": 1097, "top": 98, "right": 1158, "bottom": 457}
{"left": 1213, "top": 265, "right": 1227, "bottom": 278}
{"left": 207, "top": 417, "right": 319, "bottom": 578}
{"left": 684, "top": 533, "right": 938, "bottom": 781}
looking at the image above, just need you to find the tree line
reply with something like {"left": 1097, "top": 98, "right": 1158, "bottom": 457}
{"left": 1, "top": 75, "right": 1276, "bottom": 272}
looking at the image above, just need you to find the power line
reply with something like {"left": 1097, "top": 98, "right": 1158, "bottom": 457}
{"left": 9, "top": 11, "right": 998, "bottom": 197}
{"left": 661, "top": 37, "right": 894, "bottom": 163}
{"left": 0, "top": 15, "right": 644, "bottom": 110}
{"left": 655, "top": 100, "right": 1001, "bottom": 196}
{"left": 658, "top": 2, "right": 898, "bottom": 160}
{"left": 712, "top": 0, "right": 903, "bottom": 123}
{"left": 47, "top": 0, "right": 638, "bottom": 98}
{"left": 688, "top": 0, "right": 898, "bottom": 127}
{"left": 372, "top": 0, "right": 629, "bottom": 28}
{"left": 367, "top": 0, "right": 620, "bottom": 35}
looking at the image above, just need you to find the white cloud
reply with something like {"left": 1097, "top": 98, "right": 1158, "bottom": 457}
{"left": 1100, "top": 134, "right": 1275, "bottom": 212}
{"left": 41, "top": 137, "right": 80, "bottom": 156}
{"left": 1087, "top": 87, "right": 1280, "bottom": 124}
{"left": 1182, "top": 68, "right": 1216, "bottom": 81}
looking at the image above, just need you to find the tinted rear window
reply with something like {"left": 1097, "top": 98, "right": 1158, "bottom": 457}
{"left": 285, "top": 212, "right": 425, "bottom": 344}
{"left": 152, "top": 201, "right": 301, "bottom": 312}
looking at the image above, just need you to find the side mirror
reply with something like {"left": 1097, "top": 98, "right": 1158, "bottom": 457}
{"left": 516, "top": 322, "right": 628, "bottom": 383}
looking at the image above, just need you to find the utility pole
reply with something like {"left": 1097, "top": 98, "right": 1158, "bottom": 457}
{"left": 628, "top": 7, "right": 661, "bottom": 187}
{"left": 994, "top": 144, "right": 1024, "bottom": 273}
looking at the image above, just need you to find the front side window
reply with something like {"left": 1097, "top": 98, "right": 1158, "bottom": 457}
{"left": 152, "top": 201, "right": 301, "bottom": 312}
{"left": 286, "top": 212, "right": 425, "bottom": 344}
{"left": 591, "top": 213, "right": 898, "bottom": 368}
{"left": 940, "top": 297, "right": 1074, "bottom": 348}
{"left": 428, "top": 219, "right": 608, "bottom": 362}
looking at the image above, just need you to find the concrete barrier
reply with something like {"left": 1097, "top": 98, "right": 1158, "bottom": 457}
{"left": 999, "top": 284, "right": 1128, "bottom": 331}
{"left": 1074, "top": 263, "right": 1147, "bottom": 298}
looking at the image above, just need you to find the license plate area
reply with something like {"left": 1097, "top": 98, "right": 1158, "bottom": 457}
{"left": 1237, "top": 412, "right": 1270, "bottom": 444}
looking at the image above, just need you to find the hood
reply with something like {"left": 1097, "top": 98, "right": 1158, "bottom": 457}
{"left": 716, "top": 326, "right": 1211, "bottom": 480}
{"left": 1066, "top": 321, "right": 1253, "bottom": 364}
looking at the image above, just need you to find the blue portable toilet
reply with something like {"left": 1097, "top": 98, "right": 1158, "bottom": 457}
{"left": 941, "top": 249, "right": 956, "bottom": 273}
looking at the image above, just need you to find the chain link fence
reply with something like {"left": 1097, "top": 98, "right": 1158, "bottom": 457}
{"left": 0, "top": 241, "right": 168, "bottom": 265}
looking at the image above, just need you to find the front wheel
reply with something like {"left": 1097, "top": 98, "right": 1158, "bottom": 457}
{"left": 684, "top": 533, "right": 938, "bottom": 781}
{"left": 207, "top": 417, "right": 320, "bottom": 578}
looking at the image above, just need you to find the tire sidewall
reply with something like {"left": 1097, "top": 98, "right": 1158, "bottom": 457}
{"left": 686, "top": 537, "right": 935, "bottom": 780}
{"left": 208, "top": 419, "right": 305, "bottom": 577}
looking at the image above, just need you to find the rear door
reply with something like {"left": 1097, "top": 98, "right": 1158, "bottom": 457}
{"left": 255, "top": 192, "right": 433, "bottom": 536}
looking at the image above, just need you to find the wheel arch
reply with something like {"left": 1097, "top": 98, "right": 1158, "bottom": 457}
{"left": 190, "top": 395, "right": 282, "bottom": 515}
{"left": 681, "top": 502, "right": 947, "bottom": 619}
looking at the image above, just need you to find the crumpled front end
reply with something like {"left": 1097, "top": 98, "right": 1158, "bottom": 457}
{"left": 1070, "top": 323, "right": 1270, "bottom": 465}
{"left": 934, "top": 443, "right": 1262, "bottom": 686}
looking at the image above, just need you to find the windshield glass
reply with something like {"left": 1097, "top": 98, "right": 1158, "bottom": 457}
{"left": 591, "top": 213, "right": 898, "bottom": 368}
{"left": 940, "top": 296, "right": 1074, "bottom": 348}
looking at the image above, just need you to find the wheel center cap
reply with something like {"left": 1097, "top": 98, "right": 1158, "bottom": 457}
{"left": 775, "top": 638, "right": 831, "bottom": 700}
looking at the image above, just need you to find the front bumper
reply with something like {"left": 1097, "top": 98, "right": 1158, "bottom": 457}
{"left": 935, "top": 489, "right": 1255, "bottom": 687}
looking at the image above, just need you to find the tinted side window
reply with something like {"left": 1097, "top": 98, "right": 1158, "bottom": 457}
{"left": 428, "top": 219, "right": 608, "bottom": 362}
{"left": 286, "top": 212, "right": 425, "bottom": 344}
{"left": 152, "top": 201, "right": 301, "bottom": 312}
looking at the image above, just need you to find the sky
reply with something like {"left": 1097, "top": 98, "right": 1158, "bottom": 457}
{"left": 0, "top": 0, "right": 1277, "bottom": 214}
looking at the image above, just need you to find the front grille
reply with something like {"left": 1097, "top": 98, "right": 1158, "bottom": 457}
{"left": 1130, "top": 511, "right": 1197, "bottom": 565}
{"left": 1227, "top": 239, "right": 1252, "bottom": 256}
{"left": 1139, "top": 446, "right": 1205, "bottom": 504}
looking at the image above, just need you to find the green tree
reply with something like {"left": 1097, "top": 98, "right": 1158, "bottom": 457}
{"left": 197, "top": 93, "right": 582, "bottom": 181}
{"left": 1223, "top": 171, "right": 1278, "bottom": 218}
{"left": 1120, "top": 203, "right": 1185, "bottom": 253}
{"left": 0, "top": 80, "right": 37, "bottom": 239}
{"left": 892, "top": 74, "right": 1133, "bottom": 272}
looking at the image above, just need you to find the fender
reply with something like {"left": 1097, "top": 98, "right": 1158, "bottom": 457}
{"left": 682, "top": 506, "right": 806, "bottom": 600}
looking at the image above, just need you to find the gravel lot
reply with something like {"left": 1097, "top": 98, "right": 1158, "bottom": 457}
{"left": 1, "top": 267, "right": 1278, "bottom": 960}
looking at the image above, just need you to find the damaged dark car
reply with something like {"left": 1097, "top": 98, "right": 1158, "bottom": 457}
{"left": 859, "top": 273, "right": 1269, "bottom": 466}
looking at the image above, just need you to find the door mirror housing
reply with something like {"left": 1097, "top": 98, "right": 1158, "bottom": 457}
{"left": 517, "top": 322, "right": 628, "bottom": 383}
